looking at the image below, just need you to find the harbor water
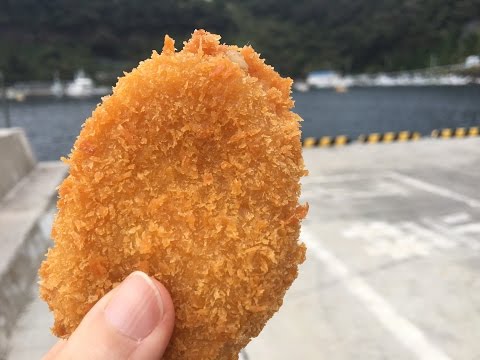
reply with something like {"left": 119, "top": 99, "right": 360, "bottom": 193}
{"left": 2, "top": 85, "right": 480, "bottom": 161}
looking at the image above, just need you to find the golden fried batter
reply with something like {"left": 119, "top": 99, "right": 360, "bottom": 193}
{"left": 39, "top": 30, "right": 308, "bottom": 360}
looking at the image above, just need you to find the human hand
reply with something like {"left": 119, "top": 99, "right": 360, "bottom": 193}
{"left": 43, "top": 271, "right": 175, "bottom": 360}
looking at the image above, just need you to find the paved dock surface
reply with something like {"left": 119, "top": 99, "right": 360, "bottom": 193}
{"left": 246, "top": 137, "right": 480, "bottom": 360}
{"left": 7, "top": 138, "right": 480, "bottom": 360}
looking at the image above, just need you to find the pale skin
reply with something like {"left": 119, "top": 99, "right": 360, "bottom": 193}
{"left": 43, "top": 271, "right": 175, "bottom": 360}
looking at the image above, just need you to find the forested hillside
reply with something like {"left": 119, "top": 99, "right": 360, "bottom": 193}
{"left": 1, "top": 0, "right": 480, "bottom": 81}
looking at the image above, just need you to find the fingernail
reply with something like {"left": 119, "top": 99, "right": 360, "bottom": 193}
{"left": 105, "top": 271, "right": 164, "bottom": 340}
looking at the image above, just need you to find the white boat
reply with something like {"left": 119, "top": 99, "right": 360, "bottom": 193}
{"left": 465, "top": 55, "right": 480, "bottom": 68}
{"left": 373, "top": 74, "right": 396, "bottom": 86}
{"left": 6, "top": 88, "right": 26, "bottom": 102}
{"left": 307, "top": 70, "right": 343, "bottom": 89}
{"left": 65, "top": 70, "right": 109, "bottom": 98}
{"left": 438, "top": 75, "right": 471, "bottom": 86}
{"left": 50, "top": 72, "right": 64, "bottom": 98}
{"left": 293, "top": 80, "right": 310, "bottom": 92}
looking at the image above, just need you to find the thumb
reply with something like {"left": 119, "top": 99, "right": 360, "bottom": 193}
{"left": 44, "top": 271, "right": 175, "bottom": 360}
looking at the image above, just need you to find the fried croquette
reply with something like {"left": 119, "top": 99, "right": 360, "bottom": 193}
{"left": 39, "top": 30, "right": 308, "bottom": 360}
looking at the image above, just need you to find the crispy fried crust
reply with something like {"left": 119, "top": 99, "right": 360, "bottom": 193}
{"left": 39, "top": 30, "right": 307, "bottom": 360}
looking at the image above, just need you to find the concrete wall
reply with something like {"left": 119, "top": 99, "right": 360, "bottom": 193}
{"left": 0, "top": 129, "right": 67, "bottom": 358}
{"left": 0, "top": 128, "right": 35, "bottom": 200}
{"left": 0, "top": 216, "right": 53, "bottom": 359}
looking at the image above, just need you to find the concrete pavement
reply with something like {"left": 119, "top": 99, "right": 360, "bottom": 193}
{"left": 5, "top": 137, "right": 480, "bottom": 359}
{"left": 245, "top": 137, "right": 480, "bottom": 360}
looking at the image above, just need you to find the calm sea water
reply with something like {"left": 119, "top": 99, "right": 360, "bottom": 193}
{"left": 3, "top": 86, "right": 480, "bottom": 161}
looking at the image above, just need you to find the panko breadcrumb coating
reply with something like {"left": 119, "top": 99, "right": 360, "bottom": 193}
{"left": 39, "top": 30, "right": 308, "bottom": 360}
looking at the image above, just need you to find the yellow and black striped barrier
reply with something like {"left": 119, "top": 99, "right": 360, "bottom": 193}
{"left": 302, "top": 135, "right": 352, "bottom": 148}
{"left": 431, "top": 126, "right": 479, "bottom": 139}
{"left": 357, "top": 131, "right": 421, "bottom": 144}
{"left": 303, "top": 126, "right": 479, "bottom": 148}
